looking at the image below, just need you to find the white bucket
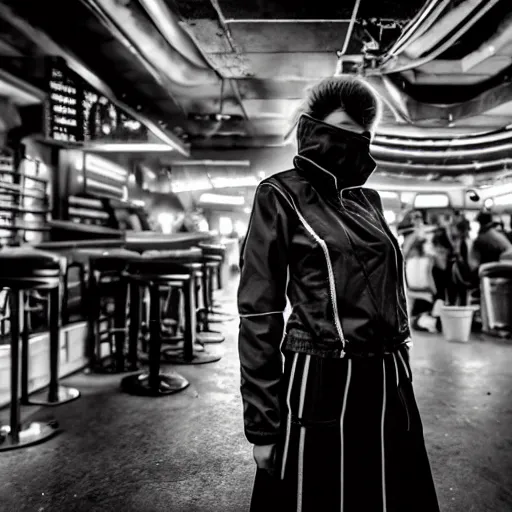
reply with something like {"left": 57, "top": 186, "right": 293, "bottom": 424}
{"left": 440, "top": 306, "right": 478, "bottom": 343}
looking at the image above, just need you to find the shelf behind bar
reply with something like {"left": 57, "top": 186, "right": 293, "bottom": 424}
{"left": 0, "top": 170, "right": 47, "bottom": 184}
{"left": 0, "top": 205, "right": 49, "bottom": 214}
{"left": 0, "top": 182, "right": 46, "bottom": 198}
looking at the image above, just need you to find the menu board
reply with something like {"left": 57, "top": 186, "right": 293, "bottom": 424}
{"left": 46, "top": 61, "right": 148, "bottom": 144}
{"left": 47, "top": 66, "right": 84, "bottom": 143}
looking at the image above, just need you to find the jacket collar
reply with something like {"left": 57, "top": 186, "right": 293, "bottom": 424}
{"left": 293, "top": 114, "right": 377, "bottom": 194}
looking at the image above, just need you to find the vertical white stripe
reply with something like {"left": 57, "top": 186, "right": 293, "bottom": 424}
{"left": 340, "top": 358, "right": 352, "bottom": 512}
{"left": 398, "top": 350, "right": 411, "bottom": 381}
{"left": 281, "top": 352, "right": 299, "bottom": 480}
{"left": 297, "top": 355, "right": 311, "bottom": 512}
{"left": 381, "top": 359, "right": 388, "bottom": 512}
{"left": 392, "top": 353, "right": 399, "bottom": 386}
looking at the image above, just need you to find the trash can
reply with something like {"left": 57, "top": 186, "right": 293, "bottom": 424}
{"left": 479, "top": 262, "right": 512, "bottom": 336}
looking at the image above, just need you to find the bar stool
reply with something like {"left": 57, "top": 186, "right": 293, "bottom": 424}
{"left": 137, "top": 248, "right": 222, "bottom": 366}
{"left": 136, "top": 249, "right": 205, "bottom": 356}
{"left": 77, "top": 248, "right": 140, "bottom": 373}
{"left": 0, "top": 249, "right": 80, "bottom": 451}
{"left": 195, "top": 245, "right": 225, "bottom": 344}
{"left": 197, "top": 242, "right": 234, "bottom": 323}
{"left": 121, "top": 250, "right": 220, "bottom": 397}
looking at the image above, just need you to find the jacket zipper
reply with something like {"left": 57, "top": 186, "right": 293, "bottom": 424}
{"left": 264, "top": 181, "right": 346, "bottom": 357}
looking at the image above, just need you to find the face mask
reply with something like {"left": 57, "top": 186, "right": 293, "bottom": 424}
{"left": 296, "top": 114, "right": 377, "bottom": 189}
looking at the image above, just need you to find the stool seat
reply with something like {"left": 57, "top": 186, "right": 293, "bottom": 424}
{"left": 0, "top": 249, "right": 61, "bottom": 281}
{"left": 142, "top": 247, "right": 202, "bottom": 264}
{"left": 90, "top": 249, "right": 141, "bottom": 273}
{"left": 203, "top": 254, "right": 223, "bottom": 264}
{"left": 198, "top": 243, "right": 226, "bottom": 258}
{"left": 127, "top": 258, "right": 197, "bottom": 278}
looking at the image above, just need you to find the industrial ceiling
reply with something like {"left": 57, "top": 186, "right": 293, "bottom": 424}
{"left": 0, "top": 0, "right": 511, "bottom": 184}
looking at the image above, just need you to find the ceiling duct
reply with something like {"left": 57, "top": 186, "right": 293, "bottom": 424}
{"left": 385, "top": 0, "right": 449, "bottom": 58}
{"left": 378, "top": 0, "right": 501, "bottom": 74}
{"left": 374, "top": 127, "right": 512, "bottom": 147}
{"left": 83, "top": 0, "right": 218, "bottom": 90}
{"left": 376, "top": 157, "right": 512, "bottom": 173}
{"left": 137, "top": 0, "right": 211, "bottom": 71}
{"left": 461, "top": 11, "right": 512, "bottom": 71}
{"left": 404, "top": 0, "right": 485, "bottom": 59}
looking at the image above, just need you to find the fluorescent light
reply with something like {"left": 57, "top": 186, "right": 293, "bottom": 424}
{"left": 171, "top": 180, "right": 213, "bottom": 193}
{"left": 211, "top": 176, "right": 259, "bottom": 188}
{"left": 494, "top": 194, "right": 512, "bottom": 206}
{"left": 376, "top": 190, "right": 399, "bottom": 199}
{"left": 414, "top": 194, "right": 450, "bottom": 208}
{"left": 171, "top": 160, "right": 250, "bottom": 167}
{"left": 86, "top": 143, "right": 175, "bottom": 152}
{"left": 199, "top": 193, "right": 245, "bottom": 205}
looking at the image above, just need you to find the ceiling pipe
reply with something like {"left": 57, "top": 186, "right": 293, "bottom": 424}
{"left": 404, "top": 0, "right": 485, "bottom": 59}
{"left": 374, "top": 76, "right": 512, "bottom": 125}
{"left": 84, "top": 0, "right": 218, "bottom": 89}
{"left": 0, "top": 2, "right": 189, "bottom": 156}
{"left": 385, "top": 0, "right": 448, "bottom": 58}
{"left": 378, "top": 0, "right": 501, "bottom": 74}
{"left": 338, "top": 0, "right": 362, "bottom": 57}
{"left": 375, "top": 127, "right": 512, "bottom": 148}
{"left": 0, "top": 68, "right": 46, "bottom": 106}
{"left": 376, "top": 157, "right": 512, "bottom": 172}
{"left": 461, "top": 12, "right": 512, "bottom": 71}
{"left": 137, "top": 0, "right": 211, "bottom": 70}
{"left": 371, "top": 140, "right": 512, "bottom": 159}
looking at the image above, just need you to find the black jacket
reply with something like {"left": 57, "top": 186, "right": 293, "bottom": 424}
{"left": 237, "top": 115, "right": 411, "bottom": 445}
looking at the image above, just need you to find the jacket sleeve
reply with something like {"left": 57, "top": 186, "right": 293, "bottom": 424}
{"left": 237, "top": 181, "right": 294, "bottom": 446}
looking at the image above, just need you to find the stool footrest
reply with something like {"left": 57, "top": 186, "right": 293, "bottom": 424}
{"left": 121, "top": 372, "right": 189, "bottom": 396}
{"left": 161, "top": 349, "right": 221, "bottom": 365}
{"left": 26, "top": 386, "right": 80, "bottom": 407}
{"left": 196, "top": 331, "right": 225, "bottom": 344}
{"left": 86, "top": 357, "right": 139, "bottom": 375}
{"left": 0, "top": 419, "right": 60, "bottom": 452}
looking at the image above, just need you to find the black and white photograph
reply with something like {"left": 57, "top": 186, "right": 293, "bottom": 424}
{"left": 0, "top": 0, "right": 511, "bottom": 510}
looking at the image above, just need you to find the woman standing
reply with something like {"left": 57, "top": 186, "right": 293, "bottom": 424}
{"left": 237, "top": 75, "right": 440, "bottom": 512}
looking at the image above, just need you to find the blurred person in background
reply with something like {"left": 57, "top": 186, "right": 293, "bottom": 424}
{"left": 448, "top": 216, "right": 478, "bottom": 305}
{"left": 470, "top": 211, "right": 512, "bottom": 267}
{"left": 405, "top": 238, "right": 438, "bottom": 333}
{"left": 238, "top": 74, "right": 439, "bottom": 512}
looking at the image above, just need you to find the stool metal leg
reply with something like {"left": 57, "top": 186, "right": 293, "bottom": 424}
{"left": 0, "top": 290, "right": 60, "bottom": 451}
{"left": 20, "top": 304, "right": 29, "bottom": 404}
{"left": 28, "top": 286, "right": 80, "bottom": 406}
{"left": 121, "top": 283, "right": 189, "bottom": 397}
{"left": 95, "top": 278, "right": 131, "bottom": 374}
{"left": 207, "top": 264, "right": 235, "bottom": 321}
{"left": 162, "top": 276, "right": 222, "bottom": 365}
{"left": 196, "top": 265, "right": 225, "bottom": 344}
{"left": 127, "top": 281, "right": 141, "bottom": 371}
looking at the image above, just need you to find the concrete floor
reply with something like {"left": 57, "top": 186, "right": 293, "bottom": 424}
{"left": 1, "top": 281, "right": 511, "bottom": 512}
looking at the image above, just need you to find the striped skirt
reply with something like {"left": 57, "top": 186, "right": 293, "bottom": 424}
{"left": 250, "top": 345, "right": 440, "bottom": 512}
